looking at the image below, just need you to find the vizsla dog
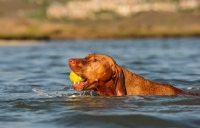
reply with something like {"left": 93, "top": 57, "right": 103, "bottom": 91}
{"left": 68, "top": 53, "right": 199, "bottom": 96}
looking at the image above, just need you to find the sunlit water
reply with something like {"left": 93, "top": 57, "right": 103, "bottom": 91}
{"left": 0, "top": 38, "right": 200, "bottom": 128}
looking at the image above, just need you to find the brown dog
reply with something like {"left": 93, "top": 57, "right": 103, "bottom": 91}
{"left": 69, "top": 53, "right": 199, "bottom": 96}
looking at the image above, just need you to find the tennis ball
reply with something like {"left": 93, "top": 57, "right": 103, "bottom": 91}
{"left": 69, "top": 71, "right": 85, "bottom": 83}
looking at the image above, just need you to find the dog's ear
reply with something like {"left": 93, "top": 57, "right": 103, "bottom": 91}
{"left": 112, "top": 64, "right": 127, "bottom": 96}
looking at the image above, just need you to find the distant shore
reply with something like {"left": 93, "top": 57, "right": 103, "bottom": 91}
{"left": 0, "top": 39, "right": 40, "bottom": 46}
{"left": 1, "top": 11, "right": 200, "bottom": 41}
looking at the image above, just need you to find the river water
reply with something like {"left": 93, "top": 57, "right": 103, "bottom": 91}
{"left": 0, "top": 38, "right": 200, "bottom": 128}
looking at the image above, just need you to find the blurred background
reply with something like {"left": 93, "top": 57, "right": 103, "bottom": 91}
{"left": 0, "top": 0, "right": 200, "bottom": 40}
{"left": 1, "top": 1, "right": 200, "bottom": 128}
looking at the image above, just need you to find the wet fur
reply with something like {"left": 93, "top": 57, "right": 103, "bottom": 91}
{"left": 69, "top": 53, "right": 200, "bottom": 96}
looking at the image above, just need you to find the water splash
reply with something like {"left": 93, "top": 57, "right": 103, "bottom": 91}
{"left": 32, "top": 88, "right": 53, "bottom": 98}
{"left": 80, "top": 91, "right": 85, "bottom": 96}
{"left": 32, "top": 88, "right": 96, "bottom": 98}
{"left": 32, "top": 88, "right": 72, "bottom": 98}
{"left": 187, "top": 86, "right": 200, "bottom": 91}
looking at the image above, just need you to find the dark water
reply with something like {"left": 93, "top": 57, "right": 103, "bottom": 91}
{"left": 0, "top": 38, "right": 200, "bottom": 128}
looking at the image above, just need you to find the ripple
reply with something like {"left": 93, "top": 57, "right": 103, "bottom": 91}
{"left": 1, "top": 38, "right": 200, "bottom": 128}
{"left": 55, "top": 112, "right": 197, "bottom": 128}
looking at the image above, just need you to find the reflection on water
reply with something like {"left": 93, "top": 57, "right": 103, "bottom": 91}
{"left": 0, "top": 38, "right": 200, "bottom": 128}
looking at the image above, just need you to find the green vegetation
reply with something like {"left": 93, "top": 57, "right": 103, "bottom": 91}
{"left": 93, "top": 9, "right": 119, "bottom": 19}
{"left": 0, "top": 0, "right": 200, "bottom": 40}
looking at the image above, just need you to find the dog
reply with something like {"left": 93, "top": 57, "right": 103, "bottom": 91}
{"left": 69, "top": 53, "right": 199, "bottom": 96}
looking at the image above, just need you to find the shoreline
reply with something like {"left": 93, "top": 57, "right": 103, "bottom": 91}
{"left": 0, "top": 35, "right": 199, "bottom": 43}
{"left": 1, "top": 11, "right": 200, "bottom": 41}
{"left": 0, "top": 40, "right": 41, "bottom": 46}
{"left": 1, "top": 36, "right": 200, "bottom": 46}
{"left": 1, "top": 31, "right": 200, "bottom": 41}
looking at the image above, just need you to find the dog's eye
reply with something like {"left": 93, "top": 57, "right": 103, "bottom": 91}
{"left": 93, "top": 59, "right": 98, "bottom": 62}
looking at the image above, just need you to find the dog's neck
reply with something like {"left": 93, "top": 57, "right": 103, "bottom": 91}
{"left": 119, "top": 66, "right": 143, "bottom": 95}
{"left": 95, "top": 79, "right": 117, "bottom": 96}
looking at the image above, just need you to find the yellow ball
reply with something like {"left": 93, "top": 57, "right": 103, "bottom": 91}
{"left": 69, "top": 71, "right": 85, "bottom": 83}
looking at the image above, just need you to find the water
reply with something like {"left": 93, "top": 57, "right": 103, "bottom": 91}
{"left": 0, "top": 38, "right": 200, "bottom": 128}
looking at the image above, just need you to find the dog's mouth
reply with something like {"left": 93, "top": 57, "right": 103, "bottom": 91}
{"left": 69, "top": 63, "right": 97, "bottom": 91}
{"left": 72, "top": 76, "right": 89, "bottom": 91}
{"left": 72, "top": 73, "right": 98, "bottom": 92}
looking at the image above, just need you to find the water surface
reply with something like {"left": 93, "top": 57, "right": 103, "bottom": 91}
{"left": 0, "top": 38, "right": 200, "bottom": 128}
